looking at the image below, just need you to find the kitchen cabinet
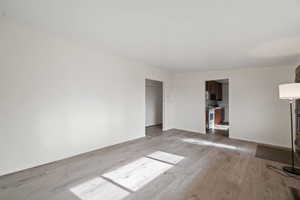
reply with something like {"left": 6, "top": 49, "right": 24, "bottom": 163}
{"left": 214, "top": 108, "right": 223, "bottom": 125}
{"left": 206, "top": 81, "right": 222, "bottom": 100}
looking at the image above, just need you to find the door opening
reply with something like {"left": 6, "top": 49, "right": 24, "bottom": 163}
{"left": 205, "top": 79, "right": 229, "bottom": 137}
{"left": 145, "top": 79, "right": 163, "bottom": 137}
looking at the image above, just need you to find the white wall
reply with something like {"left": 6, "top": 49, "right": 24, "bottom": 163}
{"left": 0, "top": 17, "right": 172, "bottom": 176}
{"left": 145, "top": 80, "right": 163, "bottom": 126}
{"left": 172, "top": 66, "right": 295, "bottom": 147}
{"left": 1, "top": 15, "right": 296, "bottom": 176}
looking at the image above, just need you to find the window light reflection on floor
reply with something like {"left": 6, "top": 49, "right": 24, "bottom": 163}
{"left": 70, "top": 177, "right": 129, "bottom": 200}
{"left": 182, "top": 138, "right": 237, "bottom": 150}
{"left": 146, "top": 151, "right": 185, "bottom": 164}
{"left": 70, "top": 151, "right": 184, "bottom": 200}
{"left": 102, "top": 157, "right": 173, "bottom": 191}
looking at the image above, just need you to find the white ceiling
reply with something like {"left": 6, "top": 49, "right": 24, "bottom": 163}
{"left": 1, "top": 0, "right": 300, "bottom": 71}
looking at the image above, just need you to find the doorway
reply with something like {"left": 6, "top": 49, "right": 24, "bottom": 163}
{"left": 205, "top": 79, "right": 229, "bottom": 137}
{"left": 145, "top": 79, "right": 163, "bottom": 137}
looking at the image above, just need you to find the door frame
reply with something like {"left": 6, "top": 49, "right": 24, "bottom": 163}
{"left": 204, "top": 78, "right": 230, "bottom": 136}
{"left": 145, "top": 78, "right": 165, "bottom": 130}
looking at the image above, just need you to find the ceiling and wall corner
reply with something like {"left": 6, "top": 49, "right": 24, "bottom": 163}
{"left": 0, "top": 0, "right": 300, "bottom": 72}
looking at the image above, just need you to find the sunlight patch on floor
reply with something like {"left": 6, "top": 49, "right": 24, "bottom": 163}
{"left": 182, "top": 138, "right": 237, "bottom": 150}
{"left": 70, "top": 177, "right": 129, "bottom": 200}
{"left": 102, "top": 157, "right": 173, "bottom": 191}
{"left": 69, "top": 151, "right": 183, "bottom": 199}
{"left": 146, "top": 151, "right": 185, "bottom": 164}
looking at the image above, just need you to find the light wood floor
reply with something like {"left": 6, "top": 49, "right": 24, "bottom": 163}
{"left": 145, "top": 125, "right": 163, "bottom": 137}
{"left": 1, "top": 129, "right": 300, "bottom": 200}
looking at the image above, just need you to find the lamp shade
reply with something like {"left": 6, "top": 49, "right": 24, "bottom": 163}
{"left": 279, "top": 83, "right": 300, "bottom": 100}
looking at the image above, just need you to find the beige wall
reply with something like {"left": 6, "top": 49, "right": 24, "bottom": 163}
{"left": 172, "top": 66, "right": 296, "bottom": 147}
{"left": 0, "top": 17, "right": 172, "bottom": 176}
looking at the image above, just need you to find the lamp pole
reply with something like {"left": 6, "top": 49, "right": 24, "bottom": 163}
{"left": 283, "top": 99, "right": 300, "bottom": 175}
{"left": 290, "top": 100, "right": 295, "bottom": 170}
{"left": 279, "top": 83, "right": 300, "bottom": 175}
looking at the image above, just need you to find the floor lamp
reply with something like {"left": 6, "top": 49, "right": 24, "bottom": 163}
{"left": 279, "top": 83, "right": 300, "bottom": 175}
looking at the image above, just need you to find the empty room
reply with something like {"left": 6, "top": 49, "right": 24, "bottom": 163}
{"left": 1, "top": 1, "right": 300, "bottom": 200}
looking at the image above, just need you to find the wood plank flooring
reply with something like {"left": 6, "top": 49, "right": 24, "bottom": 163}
{"left": 1, "top": 129, "right": 300, "bottom": 200}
